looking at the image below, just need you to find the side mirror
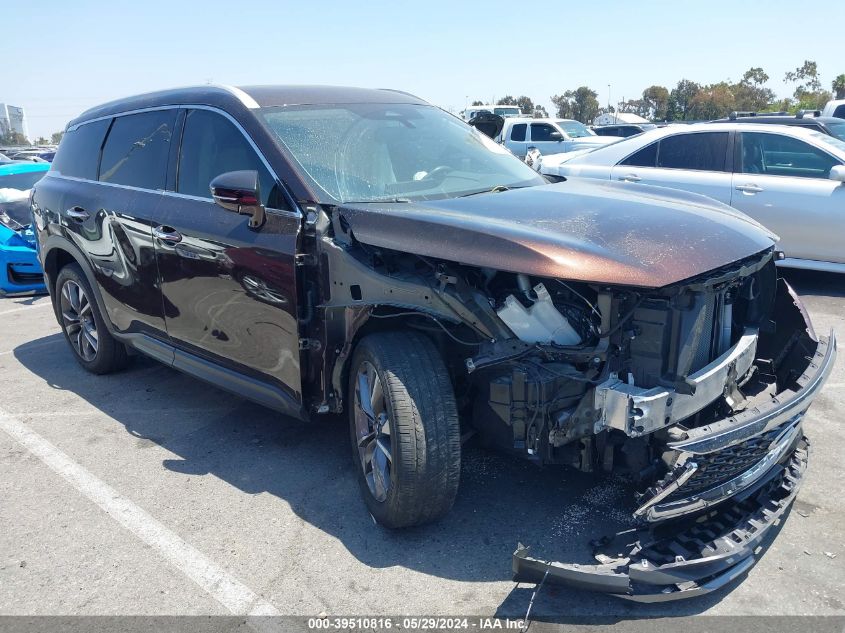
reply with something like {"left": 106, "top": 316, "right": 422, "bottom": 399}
{"left": 549, "top": 131, "right": 563, "bottom": 141}
{"left": 830, "top": 165, "right": 845, "bottom": 183}
{"left": 210, "top": 170, "right": 265, "bottom": 228}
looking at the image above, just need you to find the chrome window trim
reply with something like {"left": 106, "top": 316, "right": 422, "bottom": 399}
{"left": 58, "top": 104, "right": 302, "bottom": 220}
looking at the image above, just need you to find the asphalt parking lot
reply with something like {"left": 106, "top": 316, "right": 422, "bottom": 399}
{"left": 0, "top": 268, "right": 842, "bottom": 621}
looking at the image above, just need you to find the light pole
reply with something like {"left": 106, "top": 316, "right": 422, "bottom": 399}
{"left": 607, "top": 84, "right": 612, "bottom": 123}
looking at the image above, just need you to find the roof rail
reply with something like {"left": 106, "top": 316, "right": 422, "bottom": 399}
{"left": 729, "top": 111, "right": 757, "bottom": 120}
{"left": 796, "top": 109, "right": 821, "bottom": 119}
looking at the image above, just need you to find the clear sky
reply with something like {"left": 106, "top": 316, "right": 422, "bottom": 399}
{"left": 5, "top": 0, "right": 843, "bottom": 139}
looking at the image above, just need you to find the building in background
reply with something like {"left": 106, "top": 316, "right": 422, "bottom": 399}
{"left": 593, "top": 111, "right": 649, "bottom": 126}
{"left": 0, "top": 104, "right": 29, "bottom": 142}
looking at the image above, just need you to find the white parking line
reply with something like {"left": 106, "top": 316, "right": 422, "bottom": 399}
{"left": 0, "top": 408, "right": 281, "bottom": 618}
{"left": 0, "top": 302, "right": 53, "bottom": 317}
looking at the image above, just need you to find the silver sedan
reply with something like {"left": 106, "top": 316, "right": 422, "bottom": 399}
{"left": 538, "top": 122, "right": 845, "bottom": 273}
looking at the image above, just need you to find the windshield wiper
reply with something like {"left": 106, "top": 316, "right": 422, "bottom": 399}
{"left": 458, "top": 184, "right": 529, "bottom": 198}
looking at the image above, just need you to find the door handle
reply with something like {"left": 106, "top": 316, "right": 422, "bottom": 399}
{"left": 153, "top": 225, "right": 182, "bottom": 244}
{"left": 619, "top": 173, "right": 641, "bottom": 182}
{"left": 65, "top": 206, "right": 90, "bottom": 221}
{"left": 735, "top": 184, "right": 763, "bottom": 194}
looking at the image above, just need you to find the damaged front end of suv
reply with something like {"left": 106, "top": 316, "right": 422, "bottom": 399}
{"left": 300, "top": 177, "right": 835, "bottom": 602}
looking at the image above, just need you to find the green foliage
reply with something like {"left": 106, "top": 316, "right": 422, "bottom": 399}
{"left": 470, "top": 100, "right": 484, "bottom": 107}
{"left": 496, "top": 95, "right": 517, "bottom": 105}
{"left": 642, "top": 85, "right": 670, "bottom": 120}
{"left": 551, "top": 87, "right": 600, "bottom": 123}
{"left": 516, "top": 96, "right": 534, "bottom": 115}
{"left": 51, "top": 131, "right": 64, "bottom": 144}
{"left": 667, "top": 79, "right": 702, "bottom": 120}
{"left": 532, "top": 105, "right": 549, "bottom": 119}
{"left": 833, "top": 75, "right": 845, "bottom": 100}
{"left": 0, "top": 131, "right": 29, "bottom": 146}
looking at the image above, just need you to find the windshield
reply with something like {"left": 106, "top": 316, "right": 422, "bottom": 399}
{"left": 493, "top": 107, "right": 520, "bottom": 117}
{"left": 556, "top": 120, "right": 594, "bottom": 138}
{"left": 260, "top": 103, "right": 544, "bottom": 203}
{"left": 807, "top": 129, "right": 845, "bottom": 154}
{"left": 825, "top": 121, "right": 845, "bottom": 143}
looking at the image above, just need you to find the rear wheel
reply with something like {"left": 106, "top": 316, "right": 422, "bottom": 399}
{"left": 55, "top": 264, "right": 128, "bottom": 374}
{"left": 349, "top": 331, "right": 461, "bottom": 528}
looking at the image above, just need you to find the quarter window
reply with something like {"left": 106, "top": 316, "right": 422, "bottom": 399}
{"left": 50, "top": 119, "right": 110, "bottom": 180}
{"left": 739, "top": 132, "right": 840, "bottom": 179}
{"left": 177, "top": 109, "right": 285, "bottom": 208}
{"left": 510, "top": 124, "right": 526, "bottom": 142}
{"left": 99, "top": 110, "right": 177, "bottom": 189}
{"left": 656, "top": 132, "right": 728, "bottom": 171}
{"left": 620, "top": 142, "right": 658, "bottom": 167}
{"left": 530, "top": 123, "right": 557, "bottom": 142}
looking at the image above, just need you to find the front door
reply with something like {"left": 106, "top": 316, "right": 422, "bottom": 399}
{"left": 731, "top": 131, "right": 845, "bottom": 263}
{"left": 154, "top": 108, "right": 303, "bottom": 407}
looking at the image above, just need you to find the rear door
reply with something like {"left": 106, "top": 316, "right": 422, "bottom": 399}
{"left": 154, "top": 107, "right": 303, "bottom": 407}
{"left": 504, "top": 122, "right": 529, "bottom": 157}
{"left": 731, "top": 131, "right": 845, "bottom": 263}
{"left": 610, "top": 131, "right": 734, "bottom": 204}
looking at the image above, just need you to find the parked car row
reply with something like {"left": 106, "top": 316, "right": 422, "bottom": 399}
{"left": 0, "top": 146, "right": 57, "bottom": 163}
{"left": 26, "top": 84, "right": 835, "bottom": 602}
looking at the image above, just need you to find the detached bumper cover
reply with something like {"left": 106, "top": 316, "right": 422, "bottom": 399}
{"left": 513, "top": 331, "right": 835, "bottom": 602}
{"left": 513, "top": 438, "right": 808, "bottom": 602}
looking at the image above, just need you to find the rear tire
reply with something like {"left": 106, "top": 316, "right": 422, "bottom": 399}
{"left": 348, "top": 331, "right": 461, "bottom": 528}
{"left": 55, "top": 263, "right": 128, "bottom": 374}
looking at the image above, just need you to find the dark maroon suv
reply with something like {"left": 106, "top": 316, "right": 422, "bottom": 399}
{"left": 31, "top": 85, "right": 835, "bottom": 601}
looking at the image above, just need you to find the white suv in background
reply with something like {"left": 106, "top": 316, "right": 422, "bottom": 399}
{"left": 823, "top": 99, "right": 845, "bottom": 119}
{"left": 536, "top": 123, "right": 845, "bottom": 272}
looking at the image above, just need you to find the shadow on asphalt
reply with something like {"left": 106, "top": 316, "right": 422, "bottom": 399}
{"left": 13, "top": 301, "right": 804, "bottom": 618}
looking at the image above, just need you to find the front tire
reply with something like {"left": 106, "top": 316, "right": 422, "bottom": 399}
{"left": 349, "top": 331, "right": 461, "bottom": 528}
{"left": 55, "top": 263, "right": 128, "bottom": 374}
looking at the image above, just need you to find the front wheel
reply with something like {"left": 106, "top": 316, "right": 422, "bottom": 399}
{"left": 349, "top": 331, "right": 461, "bottom": 528}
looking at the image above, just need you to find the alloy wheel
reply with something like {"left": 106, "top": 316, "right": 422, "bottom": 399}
{"left": 60, "top": 280, "right": 98, "bottom": 362}
{"left": 353, "top": 360, "right": 393, "bottom": 502}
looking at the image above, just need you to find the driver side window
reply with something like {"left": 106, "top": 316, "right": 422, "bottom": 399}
{"left": 530, "top": 123, "right": 557, "bottom": 142}
{"left": 177, "top": 109, "right": 288, "bottom": 209}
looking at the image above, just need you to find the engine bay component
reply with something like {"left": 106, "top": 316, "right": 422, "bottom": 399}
{"left": 496, "top": 283, "right": 582, "bottom": 346}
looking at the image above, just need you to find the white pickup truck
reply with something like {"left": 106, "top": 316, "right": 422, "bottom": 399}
{"left": 486, "top": 117, "right": 616, "bottom": 159}
{"left": 823, "top": 99, "right": 845, "bottom": 119}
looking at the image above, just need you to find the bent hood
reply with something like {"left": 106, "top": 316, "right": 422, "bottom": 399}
{"left": 338, "top": 180, "right": 777, "bottom": 288}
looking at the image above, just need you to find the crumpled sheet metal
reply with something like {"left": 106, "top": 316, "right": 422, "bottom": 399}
{"left": 513, "top": 438, "right": 808, "bottom": 602}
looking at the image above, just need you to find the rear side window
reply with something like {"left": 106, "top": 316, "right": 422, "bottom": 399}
{"left": 739, "top": 132, "right": 840, "bottom": 179}
{"left": 50, "top": 119, "right": 110, "bottom": 180}
{"left": 834, "top": 105, "right": 845, "bottom": 119}
{"left": 510, "top": 124, "right": 526, "bottom": 142}
{"left": 99, "top": 110, "right": 177, "bottom": 189}
{"left": 620, "top": 141, "right": 658, "bottom": 167}
{"left": 656, "top": 132, "right": 729, "bottom": 171}
{"left": 177, "top": 109, "right": 286, "bottom": 208}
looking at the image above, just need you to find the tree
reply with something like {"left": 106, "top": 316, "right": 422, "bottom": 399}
{"left": 471, "top": 100, "right": 484, "bottom": 106}
{"left": 833, "top": 74, "right": 845, "bottom": 99}
{"left": 51, "top": 131, "right": 64, "bottom": 144}
{"left": 532, "top": 105, "right": 548, "bottom": 119}
{"left": 551, "top": 86, "right": 600, "bottom": 123}
{"left": 641, "top": 85, "right": 670, "bottom": 120}
{"left": 732, "top": 67, "right": 775, "bottom": 112}
{"left": 0, "top": 131, "right": 29, "bottom": 146}
{"left": 516, "top": 96, "right": 534, "bottom": 115}
{"left": 688, "top": 82, "right": 736, "bottom": 120}
{"left": 618, "top": 99, "right": 648, "bottom": 117}
{"left": 497, "top": 96, "right": 517, "bottom": 105}
{"left": 34, "top": 136, "right": 49, "bottom": 145}
{"left": 667, "top": 79, "right": 702, "bottom": 120}
{"left": 784, "top": 60, "right": 830, "bottom": 109}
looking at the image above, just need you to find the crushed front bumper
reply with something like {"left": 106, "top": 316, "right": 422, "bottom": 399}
{"left": 514, "top": 438, "right": 808, "bottom": 602}
{"left": 513, "top": 331, "right": 836, "bottom": 602}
